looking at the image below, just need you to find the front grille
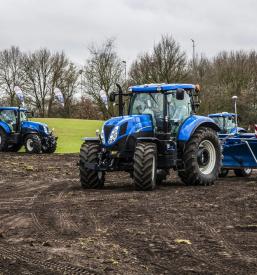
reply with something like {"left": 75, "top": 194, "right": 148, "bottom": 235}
{"left": 119, "top": 122, "right": 128, "bottom": 136}
{"left": 104, "top": 125, "right": 114, "bottom": 141}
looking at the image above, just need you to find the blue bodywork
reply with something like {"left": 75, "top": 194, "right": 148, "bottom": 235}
{"left": 178, "top": 115, "right": 219, "bottom": 141}
{"left": 100, "top": 83, "right": 218, "bottom": 149}
{"left": 129, "top": 83, "right": 195, "bottom": 93}
{"left": 102, "top": 114, "right": 153, "bottom": 147}
{"left": 221, "top": 133, "right": 257, "bottom": 168}
{"left": 0, "top": 107, "right": 49, "bottom": 137}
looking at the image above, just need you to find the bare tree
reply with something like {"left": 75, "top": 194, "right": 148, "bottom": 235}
{"left": 83, "top": 39, "right": 123, "bottom": 119}
{"left": 129, "top": 35, "right": 188, "bottom": 84}
{"left": 0, "top": 46, "right": 25, "bottom": 105}
{"left": 22, "top": 49, "right": 54, "bottom": 116}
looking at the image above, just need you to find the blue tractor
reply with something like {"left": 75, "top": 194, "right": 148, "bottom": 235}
{"left": 0, "top": 107, "right": 57, "bottom": 153}
{"left": 79, "top": 83, "right": 222, "bottom": 191}
{"left": 208, "top": 112, "right": 246, "bottom": 134}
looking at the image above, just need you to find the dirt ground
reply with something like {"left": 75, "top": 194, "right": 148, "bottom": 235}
{"left": 0, "top": 153, "right": 257, "bottom": 274}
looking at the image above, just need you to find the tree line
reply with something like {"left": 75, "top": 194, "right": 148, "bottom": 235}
{"left": 0, "top": 35, "right": 256, "bottom": 124}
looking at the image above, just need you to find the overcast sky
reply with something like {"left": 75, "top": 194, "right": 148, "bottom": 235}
{"left": 0, "top": 0, "right": 256, "bottom": 67}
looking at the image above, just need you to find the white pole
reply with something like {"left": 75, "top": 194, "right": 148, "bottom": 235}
{"left": 232, "top": 96, "right": 238, "bottom": 134}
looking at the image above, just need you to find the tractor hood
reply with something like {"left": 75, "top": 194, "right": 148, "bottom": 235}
{"left": 101, "top": 114, "right": 153, "bottom": 146}
{"left": 22, "top": 121, "right": 49, "bottom": 135}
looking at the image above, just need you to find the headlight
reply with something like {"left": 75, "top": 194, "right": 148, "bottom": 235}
{"left": 100, "top": 127, "right": 105, "bottom": 143}
{"left": 108, "top": 126, "right": 119, "bottom": 144}
{"left": 43, "top": 125, "right": 48, "bottom": 133}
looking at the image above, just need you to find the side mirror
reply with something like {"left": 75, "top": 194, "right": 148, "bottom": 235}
{"left": 109, "top": 92, "right": 116, "bottom": 102}
{"left": 176, "top": 88, "right": 185, "bottom": 100}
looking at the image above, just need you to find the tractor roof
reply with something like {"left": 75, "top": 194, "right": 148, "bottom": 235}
{"left": 209, "top": 112, "right": 237, "bottom": 118}
{"left": 129, "top": 83, "right": 195, "bottom": 93}
{"left": 0, "top": 106, "right": 27, "bottom": 112}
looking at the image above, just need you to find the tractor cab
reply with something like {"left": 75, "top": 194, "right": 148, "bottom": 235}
{"left": 128, "top": 84, "right": 195, "bottom": 136}
{"left": 208, "top": 112, "right": 246, "bottom": 134}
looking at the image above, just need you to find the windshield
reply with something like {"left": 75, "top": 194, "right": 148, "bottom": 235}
{"left": 225, "top": 116, "right": 236, "bottom": 131}
{"left": 167, "top": 91, "right": 191, "bottom": 121}
{"left": 130, "top": 91, "right": 192, "bottom": 131}
{"left": 0, "top": 110, "right": 17, "bottom": 125}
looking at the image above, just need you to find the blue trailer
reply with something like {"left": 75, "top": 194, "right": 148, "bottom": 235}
{"left": 219, "top": 133, "right": 256, "bottom": 177}
{"left": 210, "top": 97, "right": 256, "bottom": 178}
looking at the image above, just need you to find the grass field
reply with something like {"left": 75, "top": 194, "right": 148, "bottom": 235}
{"left": 32, "top": 118, "right": 104, "bottom": 153}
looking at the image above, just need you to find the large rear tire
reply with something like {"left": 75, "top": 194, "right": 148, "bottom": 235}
{"left": 133, "top": 142, "right": 157, "bottom": 191}
{"left": 79, "top": 142, "right": 105, "bottom": 189}
{"left": 178, "top": 127, "right": 221, "bottom": 186}
{"left": 234, "top": 168, "right": 252, "bottom": 177}
{"left": 0, "top": 128, "right": 8, "bottom": 152}
{"left": 25, "top": 134, "right": 42, "bottom": 154}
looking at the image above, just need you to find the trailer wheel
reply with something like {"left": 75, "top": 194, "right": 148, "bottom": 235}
{"left": 0, "top": 128, "right": 8, "bottom": 152}
{"left": 234, "top": 168, "right": 252, "bottom": 177}
{"left": 219, "top": 168, "right": 229, "bottom": 178}
{"left": 133, "top": 142, "right": 157, "bottom": 191}
{"left": 79, "top": 142, "right": 105, "bottom": 189}
{"left": 179, "top": 127, "right": 221, "bottom": 186}
{"left": 25, "top": 134, "right": 42, "bottom": 154}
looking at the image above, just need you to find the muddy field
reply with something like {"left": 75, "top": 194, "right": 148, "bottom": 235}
{"left": 0, "top": 153, "right": 257, "bottom": 274}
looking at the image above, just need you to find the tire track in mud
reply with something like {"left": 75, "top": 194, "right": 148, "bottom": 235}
{"left": 196, "top": 220, "right": 257, "bottom": 264}
{"left": 161, "top": 215, "right": 226, "bottom": 272}
{"left": 29, "top": 180, "right": 91, "bottom": 239}
{"left": 0, "top": 241, "right": 102, "bottom": 274}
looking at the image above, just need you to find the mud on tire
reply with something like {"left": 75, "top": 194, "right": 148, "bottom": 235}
{"left": 133, "top": 142, "right": 157, "bottom": 191}
{"left": 79, "top": 142, "right": 105, "bottom": 189}
{"left": 178, "top": 127, "right": 221, "bottom": 186}
{"left": 25, "top": 134, "right": 42, "bottom": 154}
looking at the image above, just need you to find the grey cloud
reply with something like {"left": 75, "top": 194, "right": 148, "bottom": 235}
{"left": 0, "top": 0, "right": 257, "bottom": 67}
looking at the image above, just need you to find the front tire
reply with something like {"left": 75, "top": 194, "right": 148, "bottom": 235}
{"left": 178, "top": 127, "right": 221, "bottom": 186}
{"left": 133, "top": 142, "right": 157, "bottom": 191}
{"left": 42, "top": 137, "right": 57, "bottom": 154}
{"left": 25, "top": 134, "right": 42, "bottom": 154}
{"left": 234, "top": 168, "right": 252, "bottom": 177}
{"left": 79, "top": 142, "right": 105, "bottom": 189}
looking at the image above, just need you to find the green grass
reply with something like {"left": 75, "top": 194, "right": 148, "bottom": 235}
{"left": 32, "top": 118, "right": 104, "bottom": 153}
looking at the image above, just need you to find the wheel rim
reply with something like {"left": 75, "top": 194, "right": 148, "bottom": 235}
{"left": 26, "top": 139, "right": 34, "bottom": 151}
{"left": 0, "top": 135, "right": 2, "bottom": 145}
{"left": 244, "top": 168, "right": 252, "bottom": 174}
{"left": 197, "top": 140, "right": 216, "bottom": 175}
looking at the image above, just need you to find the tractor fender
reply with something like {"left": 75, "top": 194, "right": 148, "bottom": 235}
{"left": 177, "top": 115, "right": 220, "bottom": 142}
{"left": 22, "top": 131, "right": 40, "bottom": 142}
{"left": 0, "top": 121, "right": 12, "bottom": 135}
